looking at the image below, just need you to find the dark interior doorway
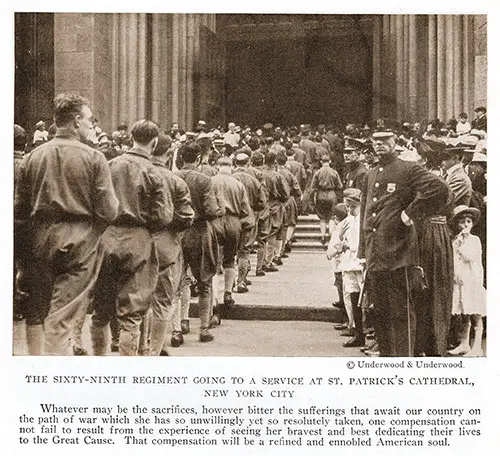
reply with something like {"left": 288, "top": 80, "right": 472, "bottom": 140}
{"left": 222, "top": 15, "right": 373, "bottom": 128}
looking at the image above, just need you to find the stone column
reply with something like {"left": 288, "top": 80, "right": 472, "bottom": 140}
{"left": 436, "top": 15, "right": 446, "bottom": 122}
{"left": 445, "top": 15, "right": 455, "bottom": 121}
{"left": 408, "top": 15, "right": 418, "bottom": 120}
{"left": 396, "top": 15, "right": 404, "bottom": 120}
{"left": 137, "top": 13, "right": 147, "bottom": 119}
{"left": 171, "top": 14, "right": 180, "bottom": 123}
{"left": 428, "top": 15, "right": 437, "bottom": 120}
{"left": 474, "top": 15, "right": 487, "bottom": 109}
{"left": 453, "top": 15, "right": 463, "bottom": 116}
{"left": 402, "top": 15, "right": 410, "bottom": 119}
{"left": 381, "top": 15, "right": 391, "bottom": 117}
{"left": 372, "top": 15, "right": 382, "bottom": 118}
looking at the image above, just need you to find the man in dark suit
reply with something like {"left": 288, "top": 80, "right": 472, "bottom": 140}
{"left": 358, "top": 127, "right": 450, "bottom": 357}
{"left": 440, "top": 146, "right": 473, "bottom": 208}
{"left": 471, "top": 106, "right": 487, "bottom": 132}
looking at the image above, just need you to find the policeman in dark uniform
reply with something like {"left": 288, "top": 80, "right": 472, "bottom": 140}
{"left": 358, "top": 126, "right": 450, "bottom": 357}
{"left": 343, "top": 141, "right": 367, "bottom": 191}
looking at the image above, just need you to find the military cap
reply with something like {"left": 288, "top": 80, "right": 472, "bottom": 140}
{"left": 235, "top": 153, "right": 250, "bottom": 165}
{"left": 343, "top": 188, "right": 361, "bottom": 204}
{"left": 370, "top": 118, "right": 400, "bottom": 139}
{"left": 217, "top": 156, "right": 232, "bottom": 166}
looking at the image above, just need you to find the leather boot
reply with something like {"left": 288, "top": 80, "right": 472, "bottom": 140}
{"left": 237, "top": 257, "right": 249, "bottom": 289}
{"left": 119, "top": 329, "right": 140, "bottom": 356}
{"left": 138, "top": 312, "right": 151, "bottom": 356}
{"left": 170, "top": 331, "right": 184, "bottom": 348}
{"left": 344, "top": 298, "right": 365, "bottom": 348}
{"left": 149, "top": 318, "right": 169, "bottom": 356}
{"left": 198, "top": 294, "right": 214, "bottom": 342}
{"left": 26, "top": 324, "right": 44, "bottom": 356}
{"left": 181, "top": 319, "right": 190, "bottom": 335}
{"left": 90, "top": 323, "right": 109, "bottom": 356}
{"left": 256, "top": 247, "right": 266, "bottom": 276}
{"left": 224, "top": 268, "right": 236, "bottom": 294}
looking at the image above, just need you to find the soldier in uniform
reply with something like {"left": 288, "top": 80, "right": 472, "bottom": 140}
{"left": 358, "top": 127, "right": 450, "bottom": 357}
{"left": 232, "top": 153, "right": 266, "bottom": 293}
{"left": 149, "top": 133, "right": 194, "bottom": 354}
{"left": 211, "top": 157, "right": 251, "bottom": 317}
{"left": 311, "top": 155, "right": 343, "bottom": 244}
{"left": 261, "top": 152, "right": 290, "bottom": 272}
{"left": 177, "top": 143, "right": 221, "bottom": 342}
{"left": 248, "top": 151, "right": 271, "bottom": 276}
{"left": 15, "top": 93, "right": 119, "bottom": 355}
{"left": 276, "top": 153, "right": 302, "bottom": 260}
{"left": 284, "top": 145, "right": 307, "bottom": 251}
{"left": 90, "top": 120, "right": 173, "bottom": 356}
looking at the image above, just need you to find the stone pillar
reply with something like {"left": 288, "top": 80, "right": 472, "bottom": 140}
{"left": 436, "top": 15, "right": 446, "bottom": 122}
{"left": 453, "top": 15, "right": 463, "bottom": 116}
{"left": 137, "top": 13, "right": 147, "bottom": 119}
{"left": 402, "top": 15, "right": 410, "bottom": 119}
{"left": 171, "top": 14, "right": 180, "bottom": 124}
{"left": 396, "top": 15, "right": 404, "bottom": 120}
{"left": 474, "top": 15, "right": 487, "bottom": 109}
{"left": 54, "top": 14, "right": 94, "bottom": 101}
{"left": 372, "top": 15, "right": 382, "bottom": 118}
{"left": 408, "top": 15, "right": 417, "bottom": 120}
{"left": 381, "top": 15, "right": 391, "bottom": 117}
{"left": 445, "top": 15, "right": 454, "bottom": 121}
{"left": 428, "top": 15, "right": 437, "bottom": 120}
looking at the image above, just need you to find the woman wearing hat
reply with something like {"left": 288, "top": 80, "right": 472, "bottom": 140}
{"left": 448, "top": 205, "right": 486, "bottom": 356}
{"left": 32, "top": 120, "right": 48, "bottom": 146}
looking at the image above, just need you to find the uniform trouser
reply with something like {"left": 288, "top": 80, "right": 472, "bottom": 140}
{"left": 182, "top": 222, "right": 218, "bottom": 332}
{"left": 237, "top": 226, "right": 253, "bottom": 286}
{"left": 250, "top": 209, "right": 270, "bottom": 273}
{"left": 212, "top": 215, "right": 241, "bottom": 269}
{"left": 368, "top": 267, "right": 416, "bottom": 357}
{"left": 266, "top": 204, "right": 284, "bottom": 266}
{"left": 91, "top": 226, "right": 158, "bottom": 356}
{"left": 26, "top": 219, "right": 103, "bottom": 355}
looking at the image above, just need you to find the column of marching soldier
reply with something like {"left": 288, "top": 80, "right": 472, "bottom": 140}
{"left": 14, "top": 93, "right": 488, "bottom": 357}
{"left": 14, "top": 94, "right": 310, "bottom": 356}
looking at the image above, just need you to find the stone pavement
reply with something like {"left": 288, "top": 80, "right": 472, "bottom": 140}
{"left": 207, "top": 251, "right": 341, "bottom": 322}
{"left": 13, "top": 251, "right": 358, "bottom": 356}
{"left": 13, "top": 318, "right": 359, "bottom": 357}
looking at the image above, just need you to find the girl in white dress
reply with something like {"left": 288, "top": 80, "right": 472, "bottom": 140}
{"left": 448, "top": 205, "right": 486, "bottom": 356}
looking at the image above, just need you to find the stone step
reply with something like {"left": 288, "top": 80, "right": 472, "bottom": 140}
{"left": 290, "top": 242, "right": 327, "bottom": 251}
{"left": 296, "top": 215, "right": 320, "bottom": 224}
{"left": 189, "top": 302, "right": 342, "bottom": 323}
{"left": 293, "top": 224, "right": 321, "bottom": 232}
{"left": 294, "top": 232, "right": 324, "bottom": 239}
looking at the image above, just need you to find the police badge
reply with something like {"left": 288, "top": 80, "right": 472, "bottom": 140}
{"left": 387, "top": 183, "right": 396, "bottom": 193}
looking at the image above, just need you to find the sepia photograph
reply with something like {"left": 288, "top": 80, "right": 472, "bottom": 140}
{"left": 13, "top": 12, "right": 487, "bottom": 358}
